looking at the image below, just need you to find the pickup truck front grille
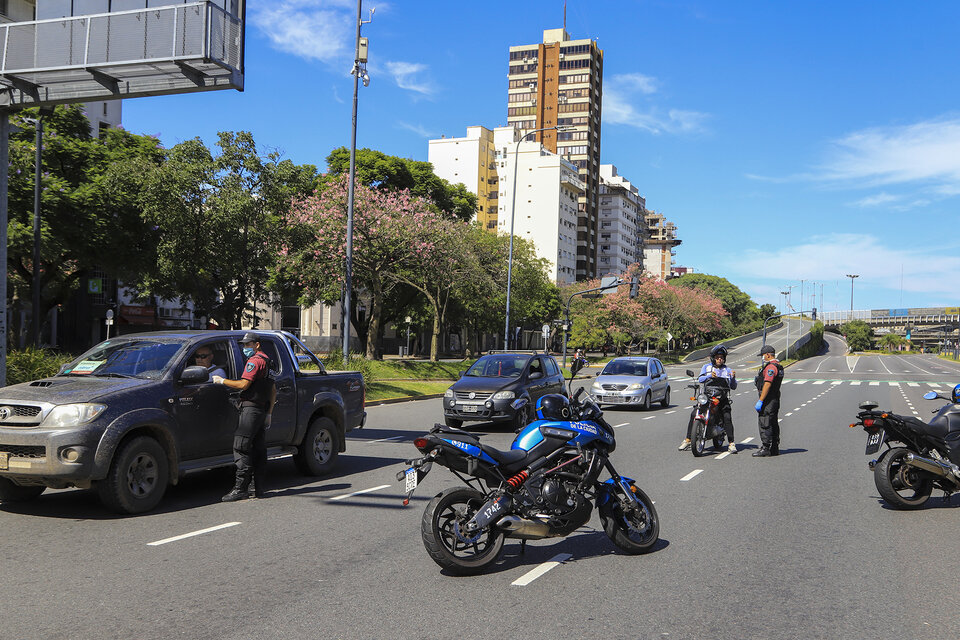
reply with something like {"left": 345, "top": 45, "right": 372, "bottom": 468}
{"left": 0, "top": 445, "right": 45, "bottom": 458}
{"left": 0, "top": 405, "right": 42, "bottom": 417}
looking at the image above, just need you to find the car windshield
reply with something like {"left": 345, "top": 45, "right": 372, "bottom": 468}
{"left": 60, "top": 339, "right": 186, "bottom": 379}
{"left": 601, "top": 361, "right": 647, "bottom": 376}
{"left": 465, "top": 356, "right": 528, "bottom": 378}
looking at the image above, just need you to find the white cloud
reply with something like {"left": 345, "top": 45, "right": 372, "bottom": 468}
{"left": 818, "top": 116, "right": 960, "bottom": 191}
{"left": 728, "top": 233, "right": 960, "bottom": 298}
{"left": 250, "top": 2, "right": 355, "bottom": 64}
{"left": 384, "top": 61, "right": 435, "bottom": 96}
{"left": 604, "top": 73, "right": 708, "bottom": 135}
{"left": 396, "top": 121, "right": 435, "bottom": 138}
{"left": 850, "top": 192, "right": 899, "bottom": 208}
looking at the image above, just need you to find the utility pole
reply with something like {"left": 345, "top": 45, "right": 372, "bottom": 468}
{"left": 846, "top": 274, "right": 859, "bottom": 316}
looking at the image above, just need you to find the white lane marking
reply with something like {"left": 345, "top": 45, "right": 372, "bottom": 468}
{"left": 794, "top": 380, "right": 807, "bottom": 385}
{"left": 785, "top": 412, "right": 793, "bottom": 417}
{"left": 850, "top": 381, "right": 861, "bottom": 386}
{"left": 715, "top": 451, "right": 731, "bottom": 460}
{"left": 741, "top": 437, "right": 755, "bottom": 444}
{"left": 913, "top": 411, "right": 920, "bottom": 415}
{"left": 612, "top": 422, "right": 630, "bottom": 428}
{"left": 680, "top": 469, "right": 703, "bottom": 482}
{"left": 927, "top": 383, "right": 942, "bottom": 388}
{"left": 148, "top": 522, "right": 241, "bottom": 547}
{"left": 665, "top": 410, "right": 676, "bottom": 414}
{"left": 512, "top": 553, "right": 573, "bottom": 586}
{"left": 877, "top": 357, "right": 893, "bottom": 374}
{"left": 888, "top": 382, "right": 900, "bottom": 387}
{"left": 368, "top": 436, "right": 404, "bottom": 444}
{"left": 908, "top": 383, "right": 920, "bottom": 387}
{"left": 813, "top": 380, "right": 826, "bottom": 385}
{"left": 831, "top": 381, "right": 842, "bottom": 385}
{"left": 869, "top": 381, "right": 880, "bottom": 386}
{"left": 847, "top": 356, "right": 858, "bottom": 373}
{"left": 329, "top": 484, "right": 391, "bottom": 501}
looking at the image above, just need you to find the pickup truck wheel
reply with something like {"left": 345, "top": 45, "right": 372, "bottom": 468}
{"left": 97, "top": 436, "right": 169, "bottom": 514}
{"left": 295, "top": 417, "right": 340, "bottom": 476}
{"left": 0, "top": 478, "right": 45, "bottom": 502}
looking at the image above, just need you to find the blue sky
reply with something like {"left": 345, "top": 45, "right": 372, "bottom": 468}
{"left": 122, "top": 0, "right": 960, "bottom": 314}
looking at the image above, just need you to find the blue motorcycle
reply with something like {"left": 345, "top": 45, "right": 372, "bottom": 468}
{"left": 398, "top": 389, "right": 659, "bottom": 574}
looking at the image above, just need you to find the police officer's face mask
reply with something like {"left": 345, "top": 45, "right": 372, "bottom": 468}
{"left": 242, "top": 346, "right": 256, "bottom": 358}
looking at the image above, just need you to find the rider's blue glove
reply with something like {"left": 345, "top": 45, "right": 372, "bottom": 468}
{"left": 754, "top": 400, "right": 764, "bottom": 412}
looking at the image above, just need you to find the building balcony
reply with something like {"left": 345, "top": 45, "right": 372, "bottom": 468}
{"left": 0, "top": 1, "right": 244, "bottom": 107}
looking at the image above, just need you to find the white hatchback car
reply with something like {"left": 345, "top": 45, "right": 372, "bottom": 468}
{"left": 590, "top": 356, "right": 670, "bottom": 410}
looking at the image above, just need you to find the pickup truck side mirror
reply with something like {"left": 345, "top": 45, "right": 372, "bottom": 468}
{"left": 180, "top": 366, "right": 210, "bottom": 385}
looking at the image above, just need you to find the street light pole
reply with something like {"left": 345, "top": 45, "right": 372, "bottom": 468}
{"left": 343, "top": 2, "right": 372, "bottom": 367}
{"left": 504, "top": 124, "right": 564, "bottom": 349}
{"left": 846, "top": 274, "right": 859, "bottom": 316}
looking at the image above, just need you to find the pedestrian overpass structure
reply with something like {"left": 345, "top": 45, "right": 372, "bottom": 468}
{"left": 820, "top": 307, "right": 960, "bottom": 348}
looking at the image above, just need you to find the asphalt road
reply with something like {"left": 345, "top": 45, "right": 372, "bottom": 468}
{"left": 3, "top": 331, "right": 960, "bottom": 639}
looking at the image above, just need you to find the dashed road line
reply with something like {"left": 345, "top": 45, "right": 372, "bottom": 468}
{"left": 148, "top": 522, "right": 241, "bottom": 547}
{"left": 680, "top": 469, "right": 703, "bottom": 482}
{"left": 612, "top": 422, "right": 630, "bottom": 428}
{"left": 741, "top": 437, "right": 755, "bottom": 444}
{"left": 512, "top": 553, "right": 573, "bottom": 586}
{"left": 367, "top": 436, "right": 404, "bottom": 444}
{"left": 329, "top": 485, "right": 391, "bottom": 501}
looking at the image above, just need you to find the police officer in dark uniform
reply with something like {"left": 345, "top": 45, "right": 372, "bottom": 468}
{"left": 213, "top": 332, "right": 273, "bottom": 501}
{"left": 753, "top": 344, "right": 784, "bottom": 457}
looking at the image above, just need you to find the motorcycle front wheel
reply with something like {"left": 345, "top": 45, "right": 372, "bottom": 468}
{"left": 599, "top": 482, "right": 660, "bottom": 554}
{"left": 691, "top": 419, "right": 707, "bottom": 457}
{"left": 874, "top": 448, "right": 933, "bottom": 510}
{"left": 421, "top": 487, "right": 505, "bottom": 575}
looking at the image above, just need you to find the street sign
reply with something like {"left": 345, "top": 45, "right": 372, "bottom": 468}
{"left": 600, "top": 276, "right": 620, "bottom": 295}
{"left": 541, "top": 323, "right": 550, "bottom": 343}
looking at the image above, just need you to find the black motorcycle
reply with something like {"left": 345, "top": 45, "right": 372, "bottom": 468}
{"left": 685, "top": 370, "right": 730, "bottom": 457}
{"left": 851, "top": 390, "right": 960, "bottom": 509}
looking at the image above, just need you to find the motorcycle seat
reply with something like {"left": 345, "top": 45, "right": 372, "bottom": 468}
{"left": 477, "top": 444, "right": 527, "bottom": 466}
{"left": 901, "top": 415, "right": 949, "bottom": 440}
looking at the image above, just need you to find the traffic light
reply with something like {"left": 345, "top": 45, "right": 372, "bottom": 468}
{"left": 629, "top": 275, "right": 639, "bottom": 299}
{"left": 812, "top": 307, "right": 817, "bottom": 321}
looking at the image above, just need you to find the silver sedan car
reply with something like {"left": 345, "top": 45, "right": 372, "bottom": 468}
{"left": 590, "top": 356, "right": 670, "bottom": 410}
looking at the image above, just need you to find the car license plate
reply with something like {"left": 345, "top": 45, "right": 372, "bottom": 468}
{"left": 404, "top": 467, "right": 418, "bottom": 492}
{"left": 606, "top": 391, "right": 622, "bottom": 397}
{"left": 462, "top": 405, "right": 478, "bottom": 413}
{"left": 865, "top": 429, "right": 884, "bottom": 455}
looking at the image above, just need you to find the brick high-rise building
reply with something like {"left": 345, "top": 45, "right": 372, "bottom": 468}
{"left": 507, "top": 28, "right": 603, "bottom": 280}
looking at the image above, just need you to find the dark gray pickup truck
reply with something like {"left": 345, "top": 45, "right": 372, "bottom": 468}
{"left": 0, "top": 330, "right": 365, "bottom": 513}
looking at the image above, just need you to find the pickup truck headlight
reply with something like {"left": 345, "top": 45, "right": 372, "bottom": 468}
{"left": 444, "top": 389, "right": 454, "bottom": 398}
{"left": 492, "top": 390, "right": 515, "bottom": 400}
{"left": 628, "top": 383, "right": 645, "bottom": 390}
{"left": 41, "top": 403, "right": 107, "bottom": 428}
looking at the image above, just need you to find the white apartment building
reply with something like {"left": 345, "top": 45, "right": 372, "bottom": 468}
{"left": 495, "top": 128, "right": 583, "bottom": 285}
{"left": 597, "top": 164, "right": 646, "bottom": 277}
{"left": 427, "top": 126, "right": 499, "bottom": 231}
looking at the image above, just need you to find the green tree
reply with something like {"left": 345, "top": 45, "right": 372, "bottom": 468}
{"left": 842, "top": 319, "right": 874, "bottom": 352}
{"left": 7, "top": 105, "right": 164, "bottom": 335}
{"left": 672, "top": 273, "right": 761, "bottom": 335}
{"left": 128, "top": 132, "right": 317, "bottom": 329}
{"left": 879, "top": 332, "right": 904, "bottom": 352}
{"left": 325, "top": 147, "right": 477, "bottom": 221}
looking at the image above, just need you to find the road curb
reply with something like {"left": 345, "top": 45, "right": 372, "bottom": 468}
{"left": 366, "top": 393, "right": 444, "bottom": 406}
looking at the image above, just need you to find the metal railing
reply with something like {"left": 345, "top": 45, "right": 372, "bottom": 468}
{"left": 0, "top": 2, "right": 241, "bottom": 76}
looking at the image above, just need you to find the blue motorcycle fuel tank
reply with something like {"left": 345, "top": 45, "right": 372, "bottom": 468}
{"left": 512, "top": 419, "right": 614, "bottom": 451}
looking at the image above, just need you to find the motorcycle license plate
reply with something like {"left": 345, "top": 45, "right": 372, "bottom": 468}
{"left": 865, "top": 429, "right": 885, "bottom": 455}
{"left": 462, "top": 405, "right": 478, "bottom": 413}
{"left": 404, "top": 467, "right": 418, "bottom": 492}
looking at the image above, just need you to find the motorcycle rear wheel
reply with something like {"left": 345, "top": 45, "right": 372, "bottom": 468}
{"left": 874, "top": 448, "right": 933, "bottom": 510}
{"left": 600, "top": 482, "right": 660, "bottom": 554}
{"left": 421, "top": 487, "right": 505, "bottom": 575}
{"left": 691, "top": 419, "right": 707, "bottom": 457}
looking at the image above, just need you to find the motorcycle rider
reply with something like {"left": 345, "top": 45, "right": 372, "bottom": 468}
{"left": 678, "top": 344, "right": 738, "bottom": 453}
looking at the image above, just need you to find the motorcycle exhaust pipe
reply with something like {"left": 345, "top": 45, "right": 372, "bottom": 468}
{"left": 904, "top": 453, "right": 960, "bottom": 484}
{"left": 496, "top": 515, "right": 551, "bottom": 539}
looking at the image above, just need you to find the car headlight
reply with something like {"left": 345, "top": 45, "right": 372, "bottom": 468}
{"left": 444, "top": 389, "right": 454, "bottom": 398}
{"left": 492, "top": 390, "right": 515, "bottom": 400}
{"left": 41, "top": 403, "right": 107, "bottom": 428}
{"left": 628, "top": 383, "right": 644, "bottom": 390}
{"left": 591, "top": 382, "right": 602, "bottom": 390}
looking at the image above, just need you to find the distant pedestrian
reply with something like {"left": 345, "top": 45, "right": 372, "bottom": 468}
{"left": 752, "top": 345, "right": 784, "bottom": 457}
{"left": 571, "top": 349, "right": 588, "bottom": 378}
{"left": 213, "top": 332, "right": 274, "bottom": 500}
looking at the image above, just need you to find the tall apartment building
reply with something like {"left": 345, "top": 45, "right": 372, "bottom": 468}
{"left": 597, "top": 164, "right": 647, "bottom": 277}
{"left": 507, "top": 28, "right": 603, "bottom": 281}
{"left": 427, "top": 126, "right": 499, "bottom": 230}
{"left": 495, "top": 128, "right": 583, "bottom": 285}
{"left": 643, "top": 211, "right": 681, "bottom": 281}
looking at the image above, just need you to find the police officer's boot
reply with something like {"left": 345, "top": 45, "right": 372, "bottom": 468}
{"left": 221, "top": 478, "right": 250, "bottom": 502}
{"left": 752, "top": 447, "right": 772, "bottom": 457}
{"left": 249, "top": 477, "right": 266, "bottom": 499}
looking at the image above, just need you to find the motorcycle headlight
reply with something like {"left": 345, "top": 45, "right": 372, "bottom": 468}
{"left": 492, "top": 390, "right": 515, "bottom": 400}
{"left": 628, "top": 383, "right": 644, "bottom": 390}
{"left": 697, "top": 394, "right": 708, "bottom": 405}
{"left": 41, "top": 403, "right": 107, "bottom": 428}
{"left": 444, "top": 389, "right": 454, "bottom": 398}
